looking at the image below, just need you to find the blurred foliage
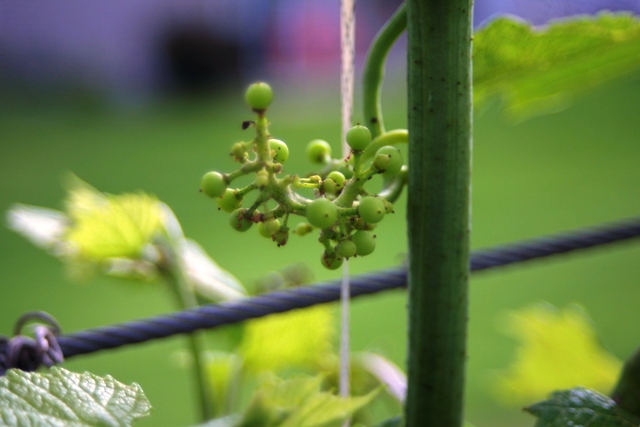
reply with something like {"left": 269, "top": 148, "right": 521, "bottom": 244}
{"left": 66, "top": 191, "right": 162, "bottom": 262}
{"left": 237, "top": 375, "right": 378, "bottom": 427}
{"left": 7, "top": 176, "right": 246, "bottom": 300}
{"left": 493, "top": 303, "right": 622, "bottom": 406}
{"left": 238, "top": 306, "right": 335, "bottom": 373}
{"left": 475, "top": 13, "right": 640, "bottom": 119}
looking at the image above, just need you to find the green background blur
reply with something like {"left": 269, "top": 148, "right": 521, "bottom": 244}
{"left": 1, "top": 69, "right": 639, "bottom": 427}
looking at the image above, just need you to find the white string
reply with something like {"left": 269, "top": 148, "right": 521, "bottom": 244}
{"left": 339, "top": 0, "right": 355, "bottom": 407}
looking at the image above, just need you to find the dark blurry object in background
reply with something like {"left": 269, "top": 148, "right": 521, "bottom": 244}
{"left": 162, "top": 26, "right": 240, "bottom": 95}
{"left": 0, "top": 0, "right": 638, "bottom": 105}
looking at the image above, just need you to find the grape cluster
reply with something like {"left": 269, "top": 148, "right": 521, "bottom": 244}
{"left": 201, "top": 82, "right": 404, "bottom": 269}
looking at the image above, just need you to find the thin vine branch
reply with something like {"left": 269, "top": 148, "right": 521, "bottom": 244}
{"left": 362, "top": 3, "right": 407, "bottom": 138}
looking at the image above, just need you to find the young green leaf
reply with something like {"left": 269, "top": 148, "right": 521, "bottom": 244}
{"left": 204, "top": 352, "right": 243, "bottom": 419}
{"left": 66, "top": 192, "right": 164, "bottom": 260}
{"left": 493, "top": 303, "right": 621, "bottom": 406}
{"left": 525, "top": 387, "right": 640, "bottom": 427}
{"left": 474, "top": 14, "right": 640, "bottom": 119}
{"left": 239, "top": 375, "right": 379, "bottom": 427}
{"left": 238, "top": 306, "right": 334, "bottom": 373}
{"left": 0, "top": 367, "right": 151, "bottom": 427}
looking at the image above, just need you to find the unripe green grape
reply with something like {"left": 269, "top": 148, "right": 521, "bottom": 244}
{"left": 321, "top": 251, "right": 343, "bottom": 270}
{"left": 382, "top": 198, "right": 394, "bottom": 214}
{"left": 201, "top": 171, "right": 227, "bottom": 198}
{"left": 272, "top": 228, "right": 289, "bottom": 247}
{"left": 245, "top": 82, "right": 273, "bottom": 111}
{"left": 231, "top": 142, "right": 247, "bottom": 161}
{"left": 229, "top": 208, "right": 253, "bottom": 232}
{"left": 269, "top": 139, "right": 289, "bottom": 163}
{"left": 358, "top": 196, "right": 385, "bottom": 224}
{"left": 257, "top": 218, "right": 280, "bottom": 238}
{"left": 327, "top": 171, "right": 346, "bottom": 190}
{"left": 307, "top": 139, "right": 332, "bottom": 163}
{"left": 295, "top": 222, "right": 313, "bottom": 236}
{"left": 217, "top": 189, "right": 242, "bottom": 213}
{"left": 373, "top": 153, "right": 391, "bottom": 171}
{"left": 307, "top": 198, "right": 338, "bottom": 229}
{"left": 255, "top": 170, "right": 269, "bottom": 188}
{"left": 346, "top": 124, "right": 371, "bottom": 151}
{"left": 322, "top": 178, "right": 337, "bottom": 194}
{"left": 335, "top": 240, "right": 357, "bottom": 258}
{"left": 351, "top": 230, "right": 376, "bottom": 256}
{"left": 375, "top": 146, "right": 403, "bottom": 176}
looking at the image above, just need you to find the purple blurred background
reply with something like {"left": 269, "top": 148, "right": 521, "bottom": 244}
{"left": 0, "top": 0, "right": 638, "bottom": 102}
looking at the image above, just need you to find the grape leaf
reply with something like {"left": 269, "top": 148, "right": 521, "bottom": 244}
{"left": 525, "top": 387, "right": 640, "bottom": 427}
{"left": 238, "top": 306, "right": 334, "bottom": 373}
{"left": 239, "top": 375, "right": 379, "bottom": 427}
{"left": 493, "top": 303, "right": 621, "bottom": 406}
{"left": 0, "top": 367, "right": 151, "bottom": 427}
{"left": 474, "top": 13, "right": 640, "bottom": 118}
{"left": 6, "top": 179, "right": 246, "bottom": 301}
{"left": 66, "top": 192, "right": 163, "bottom": 261}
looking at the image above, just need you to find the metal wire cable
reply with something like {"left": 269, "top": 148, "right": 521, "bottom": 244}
{"left": 56, "top": 217, "right": 640, "bottom": 359}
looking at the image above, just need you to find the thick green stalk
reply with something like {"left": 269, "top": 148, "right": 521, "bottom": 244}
{"left": 362, "top": 3, "right": 407, "bottom": 137}
{"left": 405, "top": 1, "right": 473, "bottom": 427}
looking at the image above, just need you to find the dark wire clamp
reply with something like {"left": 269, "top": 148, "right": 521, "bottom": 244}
{"left": 0, "top": 311, "right": 64, "bottom": 376}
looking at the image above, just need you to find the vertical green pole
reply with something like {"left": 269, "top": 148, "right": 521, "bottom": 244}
{"left": 405, "top": 0, "right": 473, "bottom": 426}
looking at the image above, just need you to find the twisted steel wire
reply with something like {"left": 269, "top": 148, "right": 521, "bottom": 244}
{"left": 56, "top": 217, "right": 640, "bottom": 359}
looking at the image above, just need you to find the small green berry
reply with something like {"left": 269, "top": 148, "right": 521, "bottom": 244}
{"left": 382, "top": 198, "right": 394, "bottom": 214}
{"left": 335, "top": 240, "right": 357, "bottom": 258}
{"left": 229, "top": 208, "right": 253, "bottom": 232}
{"left": 327, "top": 171, "right": 346, "bottom": 190}
{"left": 307, "top": 198, "right": 338, "bottom": 229}
{"left": 217, "top": 188, "right": 242, "bottom": 213}
{"left": 358, "top": 196, "right": 385, "bottom": 224}
{"left": 351, "top": 230, "right": 376, "bottom": 256}
{"left": 231, "top": 142, "right": 247, "bottom": 162}
{"left": 375, "top": 146, "right": 403, "bottom": 176}
{"left": 346, "top": 124, "right": 371, "bottom": 151}
{"left": 245, "top": 82, "right": 273, "bottom": 111}
{"left": 201, "top": 171, "right": 227, "bottom": 198}
{"left": 295, "top": 222, "right": 313, "bottom": 236}
{"left": 321, "top": 251, "right": 343, "bottom": 270}
{"left": 307, "top": 139, "right": 332, "bottom": 163}
{"left": 373, "top": 153, "right": 391, "bottom": 171}
{"left": 269, "top": 139, "right": 289, "bottom": 163}
{"left": 322, "top": 178, "right": 338, "bottom": 194}
{"left": 258, "top": 218, "right": 280, "bottom": 238}
{"left": 272, "top": 228, "right": 289, "bottom": 246}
